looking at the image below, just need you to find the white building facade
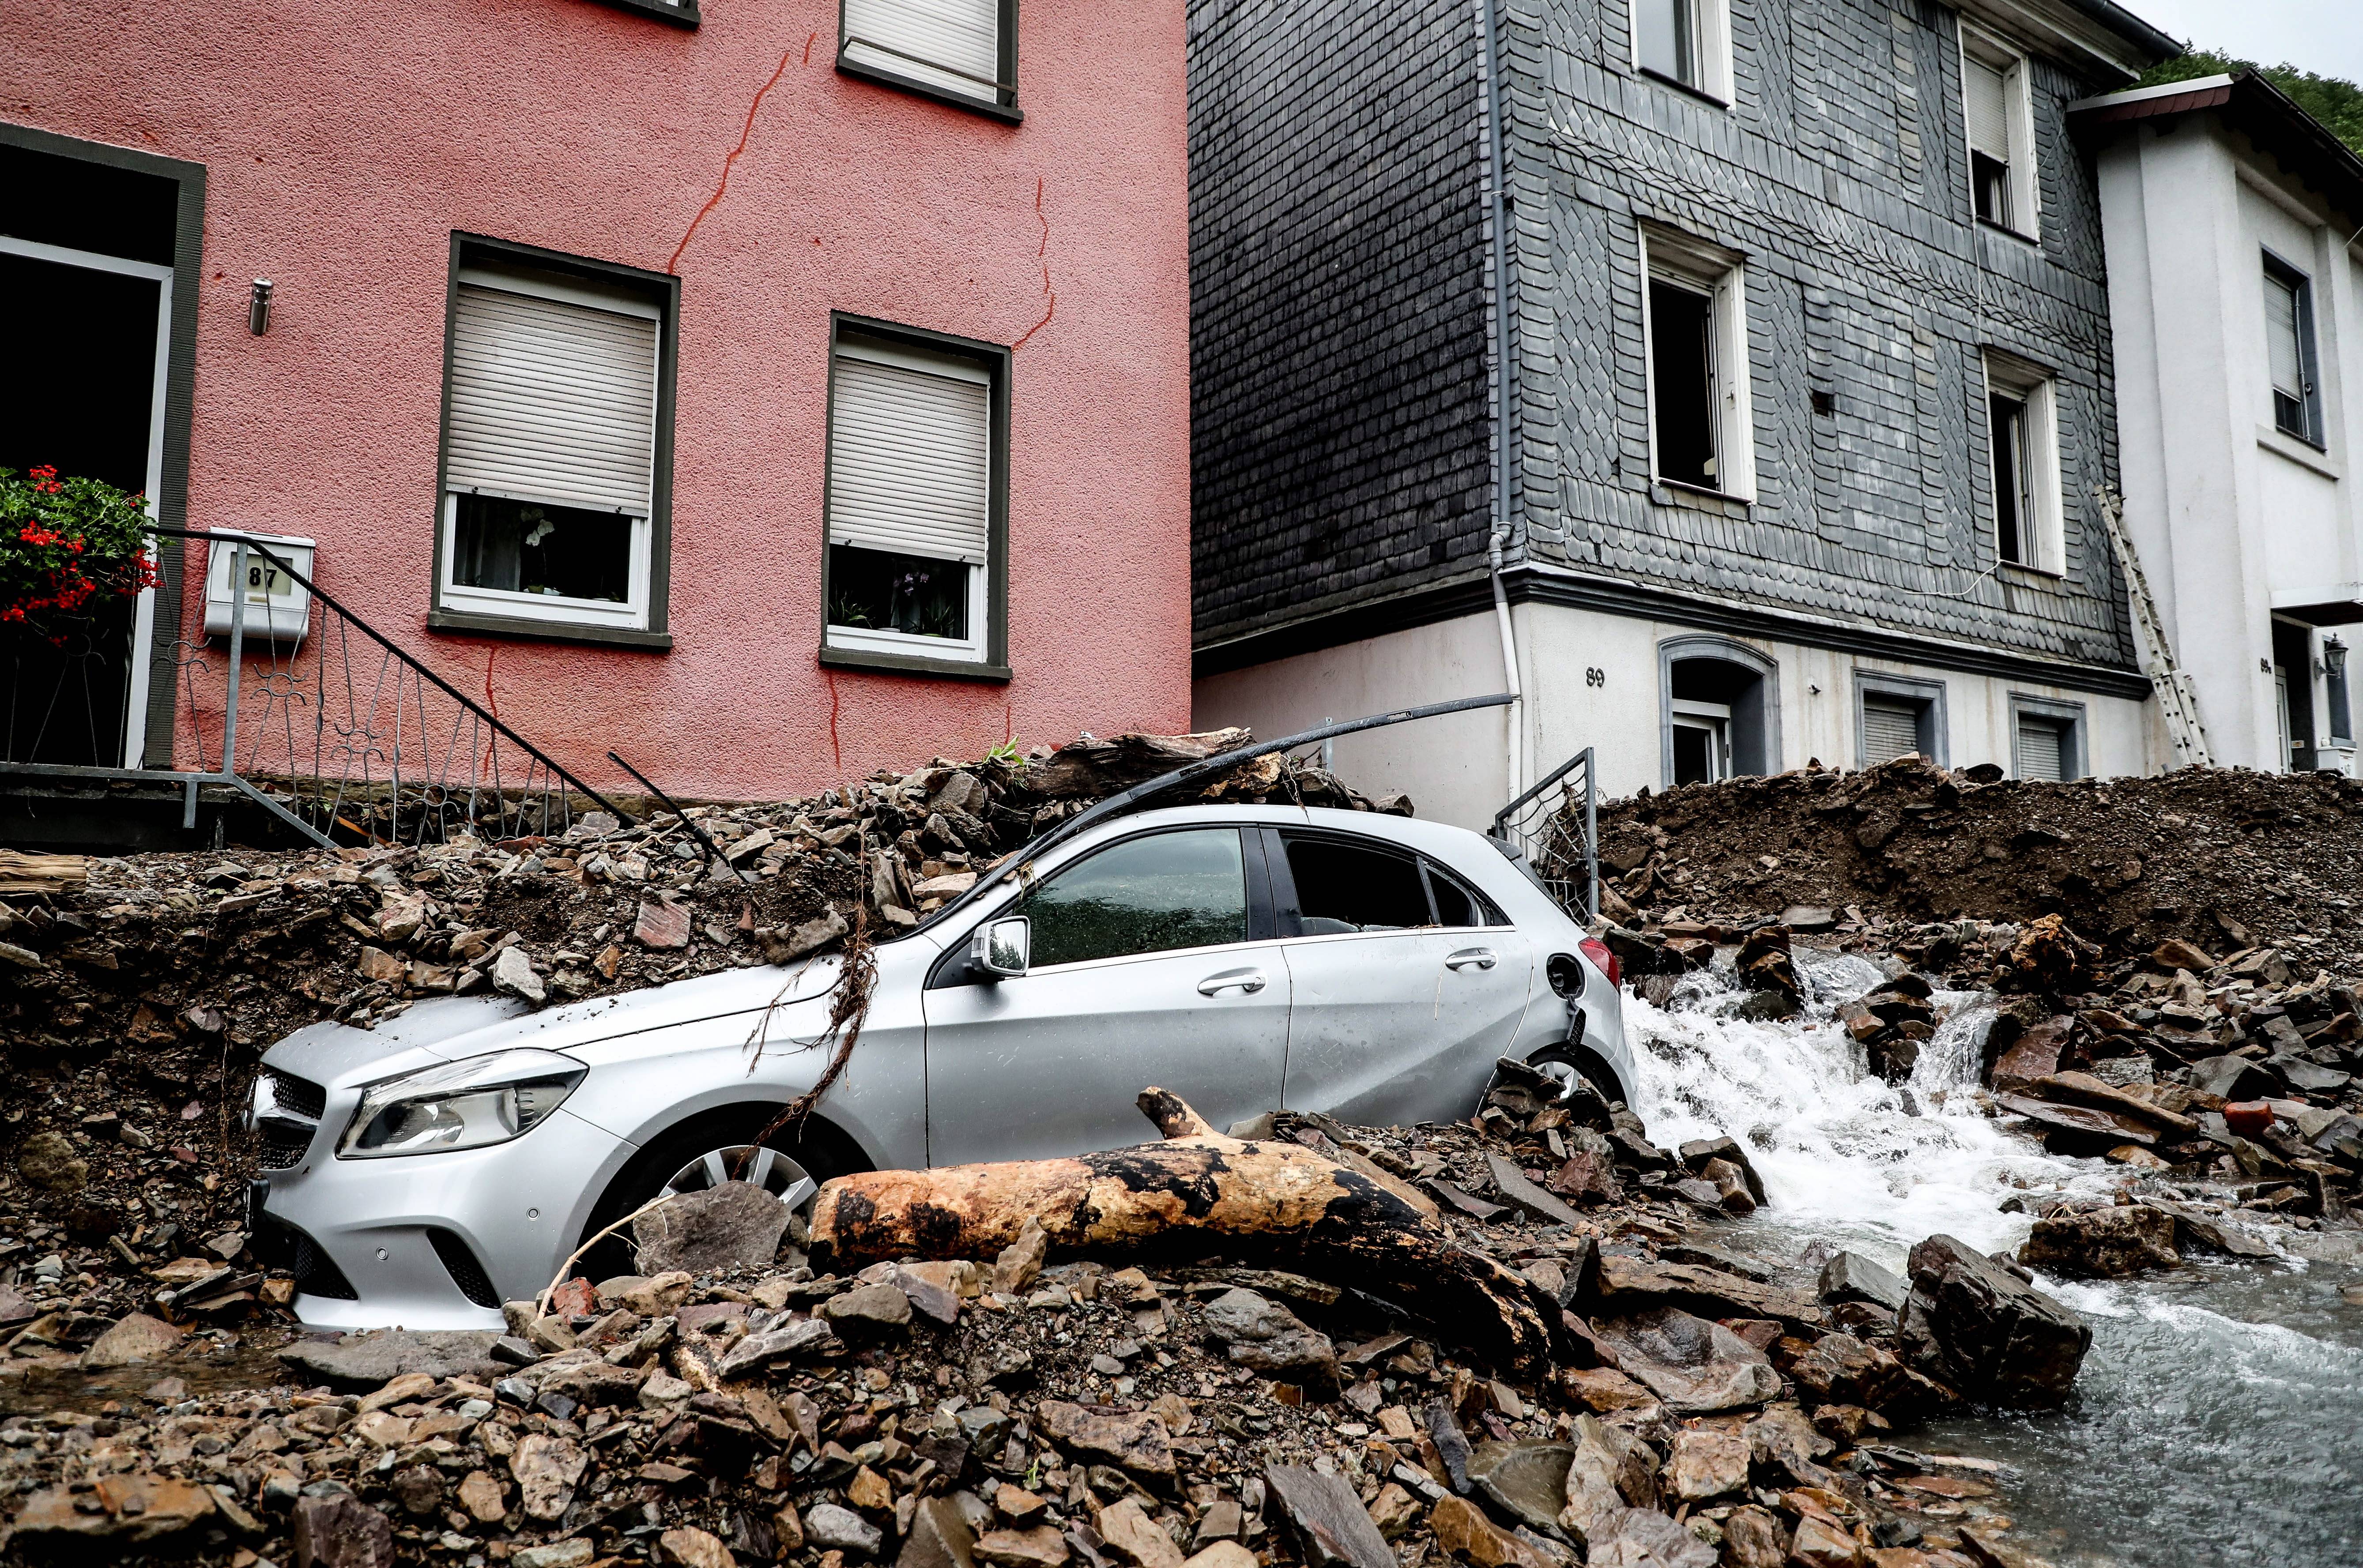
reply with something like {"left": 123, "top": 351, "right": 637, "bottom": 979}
{"left": 2078, "top": 73, "right": 2363, "bottom": 778}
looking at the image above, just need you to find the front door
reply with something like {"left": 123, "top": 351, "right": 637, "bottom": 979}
{"left": 923, "top": 825, "right": 1290, "bottom": 1166}
{"left": 0, "top": 236, "right": 171, "bottom": 767}
{"left": 1270, "top": 829, "right": 1535, "bottom": 1129}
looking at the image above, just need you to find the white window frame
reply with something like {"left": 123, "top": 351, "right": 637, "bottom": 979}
{"left": 1639, "top": 225, "right": 1756, "bottom": 501}
{"left": 823, "top": 335, "right": 995, "bottom": 668}
{"left": 2262, "top": 248, "right": 2327, "bottom": 448}
{"left": 436, "top": 266, "right": 662, "bottom": 634}
{"left": 839, "top": 0, "right": 1016, "bottom": 116}
{"left": 1960, "top": 25, "right": 2039, "bottom": 241}
{"left": 1982, "top": 349, "right": 2064, "bottom": 575}
{"left": 1628, "top": 0, "right": 1734, "bottom": 105}
{"left": 1670, "top": 698, "right": 1734, "bottom": 783}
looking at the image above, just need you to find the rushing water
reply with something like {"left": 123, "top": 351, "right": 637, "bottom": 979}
{"left": 1623, "top": 951, "right": 2363, "bottom": 1568}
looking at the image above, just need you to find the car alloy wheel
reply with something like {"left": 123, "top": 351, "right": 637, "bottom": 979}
{"left": 659, "top": 1143, "right": 820, "bottom": 1217}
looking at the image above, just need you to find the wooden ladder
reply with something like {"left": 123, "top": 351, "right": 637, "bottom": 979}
{"left": 2095, "top": 486, "right": 2214, "bottom": 769}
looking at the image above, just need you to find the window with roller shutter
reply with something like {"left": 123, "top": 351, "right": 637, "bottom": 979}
{"left": 2264, "top": 252, "right": 2323, "bottom": 446}
{"left": 1961, "top": 30, "right": 2035, "bottom": 239}
{"left": 2016, "top": 718, "right": 2064, "bottom": 781}
{"left": 821, "top": 316, "right": 1010, "bottom": 680}
{"left": 839, "top": 0, "right": 1020, "bottom": 121}
{"left": 2011, "top": 697, "right": 2085, "bottom": 781}
{"left": 430, "top": 237, "right": 678, "bottom": 647}
{"left": 1861, "top": 698, "right": 1923, "bottom": 766}
{"left": 1855, "top": 672, "right": 1947, "bottom": 768}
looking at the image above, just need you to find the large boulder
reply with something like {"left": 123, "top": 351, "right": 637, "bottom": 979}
{"left": 278, "top": 1329, "right": 506, "bottom": 1389}
{"left": 1590, "top": 1306, "right": 1780, "bottom": 1413}
{"left": 633, "top": 1181, "right": 791, "bottom": 1275}
{"left": 2017, "top": 1205, "right": 2180, "bottom": 1278}
{"left": 1896, "top": 1234, "right": 2090, "bottom": 1408}
{"left": 1201, "top": 1289, "right": 1336, "bottom": 1386}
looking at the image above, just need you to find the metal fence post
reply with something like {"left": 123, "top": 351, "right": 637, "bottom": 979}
{"left": 1583, "top": 747, "right": 1598, "bottom": 921}
{"left": 221, "top": 539, "right": 247, "bottom": 778}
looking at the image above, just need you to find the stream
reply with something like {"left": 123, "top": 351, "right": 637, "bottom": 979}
{"left": 1625, "top": 951, "right": 2363, "bottom": 1568}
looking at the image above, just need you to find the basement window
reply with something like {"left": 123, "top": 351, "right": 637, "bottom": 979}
{"left": 1642, "top": 226, "right": 1754, "bottom": 500}
{"left": 2011, "top": 696, "right": 2085, "bottom": 781}
{"left": 840, "top": 0, "right": 1021, "bottom": 121}
{"left": 1855, "top": 672, "right": 1947, "bottom": 768}
{"left": 822, "top": 316, "right": 1010, "bottom": 680}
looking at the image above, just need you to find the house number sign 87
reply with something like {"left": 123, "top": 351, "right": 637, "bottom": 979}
{"left": 1586, "top": 667, "right": 1605, "bottom": 687}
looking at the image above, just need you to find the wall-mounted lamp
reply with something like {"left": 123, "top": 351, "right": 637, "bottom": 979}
{"left": 2328, "top": 639, "right": 2348, "bottom": 680}
{"left": 249, "top": 278, "right": 273, "bottom": 336}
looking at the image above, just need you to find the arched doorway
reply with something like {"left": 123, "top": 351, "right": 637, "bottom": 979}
{"left": 1658, "top": 635, "right": 1779, "bottom": 786}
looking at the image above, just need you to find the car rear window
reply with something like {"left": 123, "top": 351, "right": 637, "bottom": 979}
{"left": 1285, "top": 835, "right": 1432, "bottom": 933}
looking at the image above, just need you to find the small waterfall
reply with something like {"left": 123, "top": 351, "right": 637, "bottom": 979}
{"left": 1624, "top": 948, "right": 2113, "bottom": 1260}
{"left": 1614, "top": 945, "right": 2363, "bottom": 1568}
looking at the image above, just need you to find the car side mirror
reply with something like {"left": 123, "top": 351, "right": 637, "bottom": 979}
{"left": 970, "top": 916, "right": 1031, "bottom": 981}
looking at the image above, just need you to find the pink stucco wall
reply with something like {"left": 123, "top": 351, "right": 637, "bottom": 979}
{"left": 4, "top": 0, "right": 1192, "bottom": 799}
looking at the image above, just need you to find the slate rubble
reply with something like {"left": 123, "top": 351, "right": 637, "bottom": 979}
{"left": 0, "top": 1090, "right": 2074, "bottom": 1568}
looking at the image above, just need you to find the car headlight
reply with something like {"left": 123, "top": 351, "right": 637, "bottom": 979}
{"left": 337, "top": 1050, "right": 587, "bottom": 1160}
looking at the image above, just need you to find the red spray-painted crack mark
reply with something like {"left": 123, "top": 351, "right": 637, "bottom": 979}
{"left": 825, "top": 667, "right": 844, "bottom": 774}
{"left": 668, "top": 35, "right": 814, "bottom": 275}
{"left": 1012, "top": 177, "right": 1057, "bottom": 350}
{"left": 480, "top": 645, "right": 501, "bottom": 774}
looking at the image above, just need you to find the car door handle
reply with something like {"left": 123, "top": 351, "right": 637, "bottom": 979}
{"left": 1445, "top": 947, "right": 1497, "bottom": 971}
{"left": 1198, "top": 968, "right": 1268, "bottom": 996}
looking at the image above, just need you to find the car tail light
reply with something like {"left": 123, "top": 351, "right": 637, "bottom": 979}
{"left": 1579, "top": 936, "right": 1620, "bottom": 989}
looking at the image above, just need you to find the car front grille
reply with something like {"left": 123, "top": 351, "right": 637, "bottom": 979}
{"left": 429, "top": 1228, "right": 501, "bottom": 1309}
{"left": 264, "top": 1069, "right": 327, "bottom": 1120}
{"left": 256, "top": 1118, "right": 316, "bottom": 1170}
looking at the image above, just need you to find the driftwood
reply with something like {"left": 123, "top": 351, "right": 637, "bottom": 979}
{"left": 810, "top": 1088, "right": 1554, "bottom": 1374}
{"left": 0, "top": 850, "right": 87, "bottom": 897}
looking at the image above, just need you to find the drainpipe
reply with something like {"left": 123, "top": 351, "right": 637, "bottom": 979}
{"left": 1478, "top": 0, "right": 1524, "bottom": 801}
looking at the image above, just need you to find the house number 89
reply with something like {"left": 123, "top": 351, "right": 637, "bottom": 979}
{"left": 1586, "top": 667, "right": 1605, "bottom": 687}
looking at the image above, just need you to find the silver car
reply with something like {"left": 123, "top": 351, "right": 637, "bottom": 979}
{"left": 249, "top": 803, "right": 1632, "bottom": 1330}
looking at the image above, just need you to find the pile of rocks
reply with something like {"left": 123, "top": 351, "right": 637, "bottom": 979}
{"left": 1586, "top": 757, "right": 2363, "bottom": 975}
{"left": 0, "top": 1089, "right": 2090, "bottom": 1568}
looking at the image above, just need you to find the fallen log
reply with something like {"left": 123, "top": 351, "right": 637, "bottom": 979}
{"left": 810, "top": 1088, "right": 1554, "bottom": 1375}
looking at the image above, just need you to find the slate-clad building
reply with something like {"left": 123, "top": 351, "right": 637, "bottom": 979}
{"left": 1191, "top": 0, "right": 2180, "bottom": 828}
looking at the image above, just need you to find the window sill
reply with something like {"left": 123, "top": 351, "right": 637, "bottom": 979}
{"left": 585, "top": 0, "right": 699, "bottom": 29}
{"left": 1636, "top": 67, "right": 1730, "bottom": 109}
{"left": 2257, "top": 424, "right": 2339, "bottom": 480}
{"left": 1652, "top": 478, "right": 1751, "bottom": 516}
{"left": 821, "top": 644, "right": 1011, "bottom": 683}
{"left": 1998, "top": 560, "right": 2064, "bottom": 584}
{"left": 427, "top": 607, "right": 673, "bottom": 651}
{"left": 1975, "top": 216, "right": 2040, "bottom": 250}
{"left": 835, "top": 58, "right": 1023, "bottom": 124}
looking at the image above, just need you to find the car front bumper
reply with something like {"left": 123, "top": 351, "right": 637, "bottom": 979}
{"left": 255, "top": 1104, "right": 627, "bottom": 1331}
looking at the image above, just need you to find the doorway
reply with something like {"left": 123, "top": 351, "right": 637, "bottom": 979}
{"left": 0, "top": 137, "right": 182, "bottom": 769}
{"left": 2271, "top": 619, "right": 2315, "bottom": 773}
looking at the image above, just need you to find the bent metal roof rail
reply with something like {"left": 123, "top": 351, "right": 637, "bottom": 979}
{"left": 923, "top": 693, "right": 1515, "bottom": 931}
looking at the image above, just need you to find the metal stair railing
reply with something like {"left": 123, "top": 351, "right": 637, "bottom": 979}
{"left": 1492, "top": 745, "right": 1597, "bottom": 920}
{"left": 0, "top": 528, "right": 635, "bottom": 848}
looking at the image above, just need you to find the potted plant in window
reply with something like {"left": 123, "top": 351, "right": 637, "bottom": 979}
{"left": 0, "top": 466, "right": 159, "bottom": 641}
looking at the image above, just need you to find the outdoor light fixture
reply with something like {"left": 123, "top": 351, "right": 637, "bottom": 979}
{"left": 249, "top": 278, "right": 273, "bottom": 335}
{"left": 2328, "top": 639, "right": 2348, "bottom": 679}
